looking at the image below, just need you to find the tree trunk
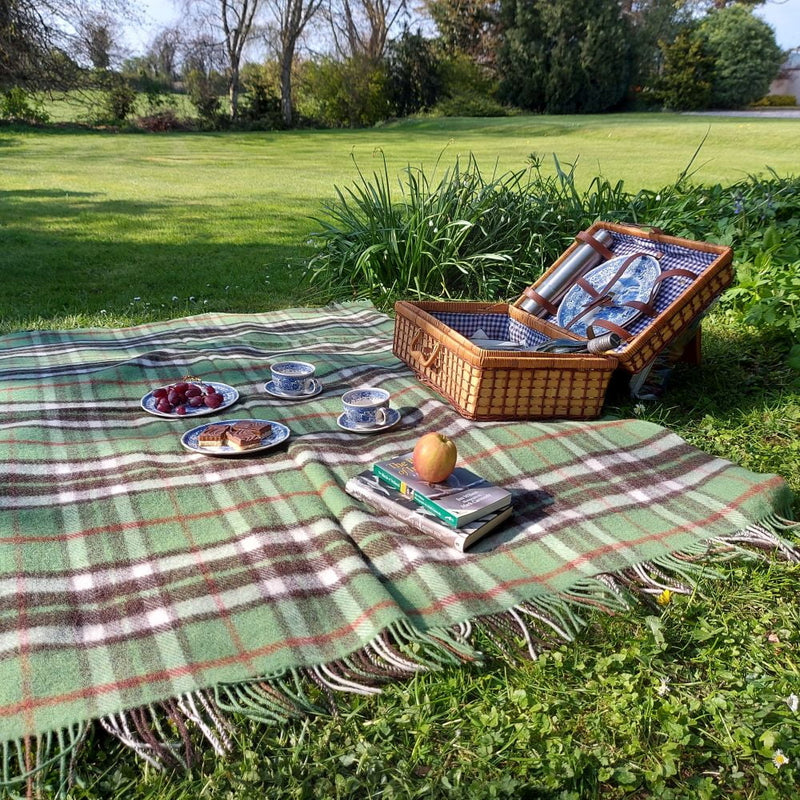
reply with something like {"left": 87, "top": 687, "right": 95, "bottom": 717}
{"left": 280, "top": 55, "right": 293, "bottom": 127}
{"left": 229, "top": 67, "right": 239, "bottom": 119}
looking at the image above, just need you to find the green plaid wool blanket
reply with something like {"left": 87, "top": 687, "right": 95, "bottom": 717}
{"left": 1, "top": 301, "right": 796, "bottom": 788}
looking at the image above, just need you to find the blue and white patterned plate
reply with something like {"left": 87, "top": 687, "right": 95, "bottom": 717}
{"left": 556, "top": 254, "right": 661, "bottom": 338}
{"left": 336, "top": 408, "right": 401, "bottom": 434}
{"left": 141, "top": 381, "right": 239, "bottom": 418}
{"left": 181, "top": 419, "right": 290, "bottom": 456}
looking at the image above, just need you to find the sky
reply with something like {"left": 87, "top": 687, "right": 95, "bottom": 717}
{"left": 126, "top": 0, "right": 800, "bottom": 53}
{"left": 756, "top": 0, "right": 800, "bottom": 48}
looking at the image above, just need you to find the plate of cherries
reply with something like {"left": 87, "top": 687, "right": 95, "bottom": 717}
{"left": 141, "top": 380, "right": 239, "bottom": 418}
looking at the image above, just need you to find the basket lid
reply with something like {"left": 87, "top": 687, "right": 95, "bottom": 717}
{"left": 513, "top": 222, "right": 734, "bottom": 372}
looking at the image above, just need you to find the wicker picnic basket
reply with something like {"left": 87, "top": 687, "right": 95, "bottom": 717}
{"left": 393, "top": 222, "right": 734, "bottom": 421}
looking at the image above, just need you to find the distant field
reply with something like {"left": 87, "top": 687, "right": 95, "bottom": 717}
{"left": 38, "top": 90, "right": 198, "bottom": 124}
{"left": 1, "top": 114, "right": 798, "bottom": 330}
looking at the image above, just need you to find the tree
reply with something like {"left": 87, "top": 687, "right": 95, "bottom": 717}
{"left": 622, "top": 0, "right": 693, "bottom": 93}
{"left": 424, "top": 0, "right": 499, "bottom": 65}
{"left": 183, "top": 0, "right": 263, "bottom": 120}
{"left": 1, "top": 0, "right": 132, "bottom": 91}
{"left": 221, "top": 0, "right": 261, "bottom": 118}
{"left": 497, "top": 0, "right": 632, "bottom": 114}
{"left": 78, "top": 16, "right": 115, "bottom": 70}
{"left": 327, "top": 0, "right": 408, "bottom": 60}
{"left": 149, "top": 27, "right": 183, "bottom": 83}
{"left": 654, "top": 24, "right": 713, "bottom": 110}
{"left": 385, "top": 28, "right": 443, "bottom": 116}
{"left": 181, "top": 32, "right": 227, "bottom": 79}
{"left": 1, "top": 0, "right": 71, "bottom": 89}
{"left": 679, "top": 0, "right": 766, "bottom": 11}
{"left": 699, "top": 4, "right": 783, "bottom": 108}
{"left": 263, "top": 0, "right": 324, "bottom": 126}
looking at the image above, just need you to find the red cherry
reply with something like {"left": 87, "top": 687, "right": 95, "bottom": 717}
{"left": 188, "top": 395, "right": 204, "bottom": 407}
{"left": 204, "top": 393, "right": 223, "bottom": 408}
{"left": 185, "top": 385, "right": 202, "bottom": 398}
{"left": 176, "top": 405, "right": 187, "bottom": 415}
{"left": 153, "top": 388, "right": 168, "bottom": 399}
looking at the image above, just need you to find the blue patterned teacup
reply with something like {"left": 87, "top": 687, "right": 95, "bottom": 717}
{"left": 270, "top": 361, "right": 320, "bottom": 396}
{"left": 342, "top": 388, "right": 390, "bottom": 427}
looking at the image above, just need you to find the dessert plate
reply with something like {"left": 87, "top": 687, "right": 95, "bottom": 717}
{"left": 336, "top": 408, "right": 401, "bottom": 434}
{"left": 556, "top": 254, "right": 660, "bottom": 338}
{"left": 181, "top": 419, "right": 290, "bottom": 456}
{"left": 264, "top": 380, "right": 323, "bottom": 400}
{"left": 141, "top": 381, "right": 238, "bottom": 418}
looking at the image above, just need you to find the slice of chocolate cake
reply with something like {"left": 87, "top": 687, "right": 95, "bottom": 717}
{"left": 235, "top": 421, "right": 272, "bottom": 437}
{"left": 197, "top": 424, "right": 230, "bottom": 448}
{"left": 226, "top": 422, "right": 269, "bottom": 450}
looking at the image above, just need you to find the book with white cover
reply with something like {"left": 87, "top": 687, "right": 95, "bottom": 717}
{"left": 346, "top": 471, "right": 513, "bottom": 552}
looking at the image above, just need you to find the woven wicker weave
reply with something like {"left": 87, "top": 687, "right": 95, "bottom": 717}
{"left": 393, "top": 301, "right": 617, "bottom": 421}
{"left": 393, "top": 222, "right": 733, "bottom": 421}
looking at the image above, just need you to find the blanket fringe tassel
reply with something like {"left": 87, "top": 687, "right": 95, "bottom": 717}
{"left": 5, "top": 516, "right": 798, "bottom": 798}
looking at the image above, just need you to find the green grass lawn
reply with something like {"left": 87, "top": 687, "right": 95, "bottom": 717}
{"left": 2, "top": 116, "right": 799, "bottom": 799}
{"left": 1, "top": 114, "right": 799, "bottom": 331}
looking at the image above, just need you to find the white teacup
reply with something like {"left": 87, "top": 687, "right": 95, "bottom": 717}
{"left": 270, "top": 361, "right": 320, "bottom": 396}
{"left": 342, "top": 388, "right": 390, "bottom": 427}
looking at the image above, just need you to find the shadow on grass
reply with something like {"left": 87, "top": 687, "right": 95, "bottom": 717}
{"left": 0, "top": 188, "right": 100, "bottom": 199}
{"left": 0, "top": 219, "right": 319, "bottom": 329}
{"left": 606, "top": 322, "right": 797, "bottom": 421}
{"left": 0, "top": 184, "right": 323, "bottom": 328}
{"left": 0, "top": 188, "right": 176, "bottom": 224}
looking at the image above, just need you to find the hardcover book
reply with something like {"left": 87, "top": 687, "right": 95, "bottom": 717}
{"left": 346, "top": 471, "right": 513, "bottom": 552}
{"left": 372, "top": 454, "right": 513, "bottom": 528}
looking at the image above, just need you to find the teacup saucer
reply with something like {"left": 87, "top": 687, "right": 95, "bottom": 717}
{"left": 264, "top": 380, "right": 322, "bottom": 400}
{"left": 336, "top": 408, "right": 401, "bottom": 434}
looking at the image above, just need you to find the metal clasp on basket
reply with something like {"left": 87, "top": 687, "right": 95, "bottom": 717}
{"left": 410, "top": 331, "right": 441, "bottom": 369}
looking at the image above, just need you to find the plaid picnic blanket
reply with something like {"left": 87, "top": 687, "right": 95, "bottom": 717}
{"left": 1, "top": 301, "right": 796, "bottom": 787}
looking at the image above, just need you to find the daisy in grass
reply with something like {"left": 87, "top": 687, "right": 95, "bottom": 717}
{"left": 773, "top": 749, "right": 789, "bottom": 769}
{"left": 786, "top": 694, "right": 799, "bottom": 713}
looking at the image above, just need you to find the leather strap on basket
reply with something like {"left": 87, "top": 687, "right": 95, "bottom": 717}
{"left": 521, "top": 230, "right": 614, "bottom": 316}
{"left": 586, "top": 319, "right": 635, "bottom": 341}
{"left": 562, "top": 252, "right": 646, "bottom": 331}
{"left": 584, "top": 266, "right": 699, "bottom": 340}
{"left": 575, "top": 230, "right": 615, "bottom": 261}
{"left": 655, "top": 267, "right": 698, "bottom": 284}
{"left": 521, "top": 286, "right": 558, "bottom": 316}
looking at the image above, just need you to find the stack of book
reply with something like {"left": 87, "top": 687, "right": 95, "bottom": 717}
{"left": 345, "top": 453, "right": 513, "bottom": 552}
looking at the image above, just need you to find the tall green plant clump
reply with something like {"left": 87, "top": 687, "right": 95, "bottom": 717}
{"left": 306, "top": 154, "right": 539, "bottom": 305}
{"left": 305, "top": 153, "right": 637, "bottom": 308}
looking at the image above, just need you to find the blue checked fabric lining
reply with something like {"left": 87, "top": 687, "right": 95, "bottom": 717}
{"left": 430, "top": 313, "right": 552, "bottom": 348}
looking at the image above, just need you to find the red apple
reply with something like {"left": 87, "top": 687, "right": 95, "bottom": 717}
{"left": 412, "top": 432, "right": 458, "bottom": 483}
